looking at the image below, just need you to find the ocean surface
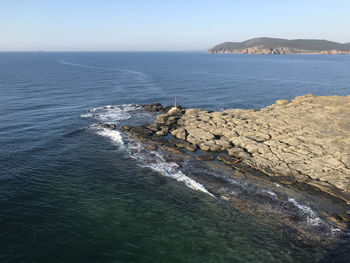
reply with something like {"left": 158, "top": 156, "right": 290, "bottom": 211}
{"left": 1, "top": 52, "right": 350, "bottom": 263}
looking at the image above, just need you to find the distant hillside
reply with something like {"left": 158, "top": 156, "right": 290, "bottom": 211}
{"left": 208, "top": 37, "right": 350, "bottom": 54}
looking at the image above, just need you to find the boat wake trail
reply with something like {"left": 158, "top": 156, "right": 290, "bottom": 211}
{"left": 58, "top": 60, "right": 153, "bottom": 82}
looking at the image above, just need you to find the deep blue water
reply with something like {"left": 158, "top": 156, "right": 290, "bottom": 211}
{"left": 1, "top": 52, "right": 350, "bottom": 262}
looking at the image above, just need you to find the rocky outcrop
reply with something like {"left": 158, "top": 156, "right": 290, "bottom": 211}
{"left": 184, "top": 95, "right": 350, "bottom": 203}
{"left": 142, "top": 102, "right": 172, "bottom": 112}
{"left": 120, "top": 96, "right": 350, "bottom": 204}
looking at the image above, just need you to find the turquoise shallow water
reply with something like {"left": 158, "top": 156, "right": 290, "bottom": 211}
{"left": 1, "top": 52, "right": 350, "bottom": 262}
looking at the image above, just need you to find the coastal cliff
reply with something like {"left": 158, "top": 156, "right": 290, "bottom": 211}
{"left": 208, "top": 37, "right": 350, "bottom": 54}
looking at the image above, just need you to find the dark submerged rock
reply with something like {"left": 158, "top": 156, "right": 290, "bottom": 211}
{"left": 196, "top": 154, "right": 215, "bottom": 161}
{"left": 127, "top": 126, "right": 154, "bottom": 138}
{"left": 142, "top": 103, "right": 172, "bottom": 113}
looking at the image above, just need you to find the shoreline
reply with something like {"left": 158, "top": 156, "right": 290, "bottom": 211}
{"left": 104, "top": 95, "right": 350, "bottom": 228}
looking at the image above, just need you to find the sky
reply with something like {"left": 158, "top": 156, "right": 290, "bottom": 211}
{"left": 1, "top": 0, "right": 350, "bottom": 51}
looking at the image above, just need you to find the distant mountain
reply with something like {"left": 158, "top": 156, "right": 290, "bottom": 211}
{"left": 208, "top": 37, "right": 350, "bottom": 54}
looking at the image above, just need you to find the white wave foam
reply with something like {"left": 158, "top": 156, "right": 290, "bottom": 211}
{"left": 261, "top": 189, "right": 277, "bottom": 198}
{"left": 82, "top": 103, "right": 212, "bottom": 197}
{"left": 288, "top": 198, "right": 323, "bottom": 226}
{"left": 306, "top": 216, "right": 323, "bottom": 226}
{"left": 81, "top": 104, "right": 140, "bottom": 122}
{"left": 96, "top": 128, "right": 124, "bottom": 146}
{"left": 83, "top": 104, "right": 140, "bottom": 147}
{"left": 128, "top": 141, "right": 214, "bottom": 197}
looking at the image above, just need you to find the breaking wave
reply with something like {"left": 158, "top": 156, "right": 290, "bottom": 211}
{"left": 81, "top": 104, "right": 142, "bottom": 147}
{"left": 287, "top": 198, "right": 323, "bottom": 226}
{"left": 81, "top": 103, "right": 341, "bottom": 236}
{"left": 81, "top": 104, "right": 140, "bottom": 122}
{"left": 127, "top": 140, "right": 214, "bottom": 197}
{"left": 81, "top": 104, "right": 213, "bottom": 196}
{"left": 81, "top": 104, "right": 141, "bottom": 146}
{"left": 222, "top": 174, "right": 337, "bottom": 231}
{"left": 96, "top": 127, "right": 124, "bottom": 146}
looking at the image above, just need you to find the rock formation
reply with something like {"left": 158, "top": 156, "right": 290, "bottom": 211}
{"left": 118, "top": 95, "right": 350, "bottom": 205}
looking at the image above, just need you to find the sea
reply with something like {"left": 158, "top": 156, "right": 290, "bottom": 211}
{"left": 1, "top": 52, "right": 350, "bottom": 263}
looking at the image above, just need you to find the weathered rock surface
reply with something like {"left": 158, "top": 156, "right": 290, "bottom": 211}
{"left": 120, "top": 96, "right": 350, "bottom": 203}
{"left": 154, "top": 95, "right": 350, "bottom": 203}
{"left": 157, "top": 95, "right": 350, "bottom": 202}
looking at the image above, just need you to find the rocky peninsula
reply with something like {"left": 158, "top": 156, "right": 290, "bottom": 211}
{"left": 94, "top": 95, "right": 350, "bottom": 229}
{"left": 117, "top": 95, "right": 350, "bottom": 204}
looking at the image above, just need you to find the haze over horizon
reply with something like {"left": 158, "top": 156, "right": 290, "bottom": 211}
{"left": 1, "top": 0, "right": 350, "bottom": 51}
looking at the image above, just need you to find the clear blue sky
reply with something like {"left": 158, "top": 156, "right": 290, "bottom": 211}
{"left": 1, "top": 0, "right": 349, "bottom": 51}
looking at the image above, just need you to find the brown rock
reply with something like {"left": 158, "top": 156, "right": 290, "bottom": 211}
{"left": 145, "top": 144, "right": 157, "bottom": 151}
{"left": 155, "top": 126, "right": 169, "bottom": 136}
{"left": 165, "top": 116, "right": 178, "bottom": 126}
{"left": 156, "top": 114, "right": 169, "bottom": 124}
{"left": 185, "top": 143, "right": 197, "bottom": 152}
{"left": 167, "top": 107, "right": 183, "bottom": 116}
{"left": 275, "top": 99, "right": 289, "bottom": 105}
{"left": 171, "top": 127, "right": 187, "bottom": 140}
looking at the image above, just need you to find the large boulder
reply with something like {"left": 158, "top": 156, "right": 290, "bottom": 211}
{"left": 199, "top": 143, "right": 211, "bottom": 151}
{"left": 214, "top": 139, "right": 232, "bottom": 150}
{"left": 145, "top": 123, "right": 161, "bottom": 132}
{"left": 129, "top": 126, "right": 153, "bottom": 138}
{"left": 156, "top": 114, "right": 169, "bottom": 124}
{"left": 186, "top": 136, "right": 202, "bottom": 146}
{"left": 155, "top": 126, "right": 169, "bottom": 136}
{"left": 171, "top": 127, "right": 187, "bottom": 140}
{"left": 199, "top": 141, "right": 221, "bottom": 152}
{"left": 207, "top": 141, "right": 222, "bottom": 152}
{"left": 167, "top": 107, "right": 183, "bottom": 116}
{"left": 165, "top": 116, "right": 178, "bottom": 126}
{"left": 185, "top": 143, "right": 197, "bottom": 152}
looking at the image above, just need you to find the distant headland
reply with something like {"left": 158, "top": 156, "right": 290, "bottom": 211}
{"left": 208, "top": 37, "right": 350, "bottom": 54}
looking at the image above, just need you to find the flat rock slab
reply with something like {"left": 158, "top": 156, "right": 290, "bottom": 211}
{"left": 177, "top": 95, "right": 350, "bottom": 203}
{"left": 120, "top": 96, "right": 350, "bottom": 204}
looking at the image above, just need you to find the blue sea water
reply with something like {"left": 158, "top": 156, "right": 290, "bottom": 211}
{"left": 0, "top": 52, "right": 350, "bottom": 262}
